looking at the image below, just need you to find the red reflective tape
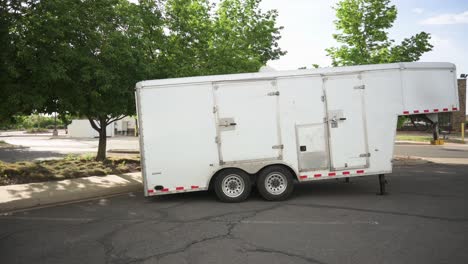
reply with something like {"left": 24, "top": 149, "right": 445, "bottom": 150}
{"left": 176, "top": 187, "right": 184, "bottom": 191}
{"left": 299, "top": 175, "right": 308, "bottom": 179}
{"left": 423, "top": 110, "right": 429, "bottom": 113}
{"left": 403, "top": 111, "right": 409, "bottom": 115}
{"left": 147, "top": 189, "right": 154, "bottom": 193}
{"left": 453, "top": 107, "right": 458, "bottom": 111}
{"left": 413, "top": 110, "right": 419, "bottom": 114}
{"left": 443, "top": 108, "right": 448, "bottom": 112}
{"left": 314, "top": 174, "right": 322, "bottom": 178}
{"left": 434, "top": 109, "right": 439, "bottom": 112}
{"left": 191, "top": 186, "right": 199, "bottom": 189}
{"left": 161, "top": 188, "right": 169, "bottom": 192}
{"left": 328, "top": 172, "right": 336, "bottom": 176}
{"left": 356, "top": 170, "right": 365, "bottom": 174}
{"left": 342, "top": 171, "right": 350, "bottom": 175}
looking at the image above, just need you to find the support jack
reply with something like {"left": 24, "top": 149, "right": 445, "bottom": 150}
{"left": 378, "top": 174, "right": 388, "bottom": 195}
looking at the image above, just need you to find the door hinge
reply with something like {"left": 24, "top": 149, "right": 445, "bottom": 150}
{"left": 321, "top": 95, "right": 325, "bottom": 102}
{"left": 354, "top": 85, "right": 365, "bottom": 90}
{"left": 272, "top": 144, "right": 284, "bottom": 149}
{"left": 359, "top": 153, "right": 371, "bottom": 158}
{"left": 215, "top": 136, "right": 220, "bottom": 144}
{"left": 213, "top": 106, "right": 217, "bottom": 113}
{"left": 267, "top": 91, "right": 280, "bottom": 96}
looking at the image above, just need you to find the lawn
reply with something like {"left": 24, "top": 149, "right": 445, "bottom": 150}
{"left": 396, "top": 134, "right": 433, "bottom": 142}
{"left": 0, "top": 154, "right": 140, "bottom": 186}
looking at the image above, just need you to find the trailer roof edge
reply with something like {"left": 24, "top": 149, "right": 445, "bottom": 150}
{"left": 136, "top": 62, "right": 456, "bottom": 89}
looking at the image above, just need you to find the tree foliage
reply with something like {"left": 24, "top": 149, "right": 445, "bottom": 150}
{"left": 162, "top": 0, "right": 285, "bottom": 77}
{"left": 0, "top": 1, "right": 44, "bottom": 125}
{"left": 326, "top": 0, "right": 433, "bottom": 66}
{"left": 2, "top": 0, "right": 285, "bottom": 160}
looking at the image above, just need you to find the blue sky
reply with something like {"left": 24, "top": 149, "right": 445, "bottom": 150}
{"left": 260, "top": 0, "right": 468, "bottom": 77}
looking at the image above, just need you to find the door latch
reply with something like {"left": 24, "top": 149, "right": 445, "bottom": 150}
{"left": 272, "top": 144, "right": 284, "bottom": 150}
{"left": 218, "top": 118, "right": 236, "bottom": 131}
{"left": 328, "top": 110, "right": 346, "bottom": 128}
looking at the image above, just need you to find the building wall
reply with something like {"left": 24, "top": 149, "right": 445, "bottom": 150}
{"left": 451, "top": 79, "right": 466, "bottom": 131}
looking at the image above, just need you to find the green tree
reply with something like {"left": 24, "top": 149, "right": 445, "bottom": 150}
{"left": 18, "top": 0, "right": 152, "bottom": 160}
{"left": 209, "top": 0, "right": 285, "bottom": 74}
{"left": 0, "top": 1, "right": 43, "bottom": 125}
{"left": 9, "top": 0, "right": 284, "bottom": 161}
{"left": 326, "top": 0, "right": 433, "bottom": 66}
{"left": 162, "top": 0, "right": 285, "bottom": 77}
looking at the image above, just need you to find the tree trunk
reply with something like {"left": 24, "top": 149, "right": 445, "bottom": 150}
{"left": 95, "top": 117, "right": 108, "bottom": 161}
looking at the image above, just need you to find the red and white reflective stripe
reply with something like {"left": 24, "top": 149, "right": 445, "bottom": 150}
{"left": 402, "top": 108, "right": 456, "bottom": 115}
{"left": 314, "top": 174, "right": 322, "bottom": 178}
{"left": 356, "top": 170, "right": 365, "bottom": 174}
{"left": 328, "top": 172, "right": 336, "bottom": 177}
{"left": 299, "top": 175, "right": 308, "bottom": 179}
{"left": 147, "top": 185, "right": 202, "bottom": 194}
{"left": 342, "top": 171, "right": 350, "bottom": 175}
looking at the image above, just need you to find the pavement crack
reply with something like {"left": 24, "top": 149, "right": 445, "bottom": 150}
{"left": 245, "top": 246, "right": 327, "bottom": 264}
{"left": 123, "top": 232, "right": 229, "bottom": 264}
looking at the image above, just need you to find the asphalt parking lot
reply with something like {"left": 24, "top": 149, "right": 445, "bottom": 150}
{"left": 1, "top": 163, "right": 467, "bottom": 264}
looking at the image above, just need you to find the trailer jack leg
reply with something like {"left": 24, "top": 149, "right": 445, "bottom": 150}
{"left": 377, "top": 174, "right": 388, "bottom": 195}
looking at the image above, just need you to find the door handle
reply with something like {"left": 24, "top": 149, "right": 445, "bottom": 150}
{"left": 339, "top": 118, "right": 347, "bottom": 121}
{"left": 219, "top": 122, "right": 237, "bottom": 127}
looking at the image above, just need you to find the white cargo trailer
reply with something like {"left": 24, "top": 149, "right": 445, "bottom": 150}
{"left": 135, "top": 62, "right": 459, "bottom": 202}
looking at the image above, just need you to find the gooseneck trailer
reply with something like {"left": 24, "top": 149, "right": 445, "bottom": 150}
{"left": 135, "top": 62, "right": 459, "bottom": 202}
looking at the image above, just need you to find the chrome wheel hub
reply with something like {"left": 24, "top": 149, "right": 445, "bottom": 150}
{"left": 265, "top": 173, "right": 287, "bottom": 195}
{"left": 222, "top": 174, "right": 245, "bottom": 198}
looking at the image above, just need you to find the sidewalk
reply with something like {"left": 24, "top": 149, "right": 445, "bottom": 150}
{"left": 393, "top": 155, "right": 468, "bottom": 165}
{"left": 0, "top": 172, "right": 142, "bottom": 213}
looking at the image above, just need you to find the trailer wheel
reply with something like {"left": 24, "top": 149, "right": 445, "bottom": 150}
{"left": 257, "top": 166, "right": 294, "bottom": 201}
{"left": 214, "top": 169, "right": 252, "bottom": 203}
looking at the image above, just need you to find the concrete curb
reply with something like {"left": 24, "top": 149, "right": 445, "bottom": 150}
{"left": 108, "top": 149, "right": 140, "bottom": 154}
{"left": 393, "top": 155, "right": 468, "bottom": 165}
{"left": 0, "top": 172, "right": 142, "bottom": 213}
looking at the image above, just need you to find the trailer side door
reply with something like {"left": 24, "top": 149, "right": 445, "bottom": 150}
{"left": 213, "top": 80, "right": 281, "bottom": 164}
{"left": 325, "top": 75, "right": 369, "bottom": 171}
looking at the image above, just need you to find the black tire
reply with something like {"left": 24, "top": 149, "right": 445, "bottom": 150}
{"left": 256, "top": 165, "right": 294, "bottom": 201}
{"left": 214, "top": 169, "right": 252, "bottom": 203}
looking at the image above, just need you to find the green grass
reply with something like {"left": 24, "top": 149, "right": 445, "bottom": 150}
{"left": 396, "top": 135, "right": 433, "bottom": 142}
{"left": 25, "top": 127, "right": 49, "bottom": 133}
{"left": 0, "top": 155, "right": 140, "bottom": 186}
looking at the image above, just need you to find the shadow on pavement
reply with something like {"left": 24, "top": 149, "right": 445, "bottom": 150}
{"left": 0, "top": 148, "right": 65, "bottom": 163}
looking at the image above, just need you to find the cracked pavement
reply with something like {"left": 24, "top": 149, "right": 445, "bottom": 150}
{"left": 1, "top": 163, "right": 468, "bottom": 264}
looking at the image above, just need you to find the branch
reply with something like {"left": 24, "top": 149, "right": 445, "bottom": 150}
{"left": 106, "top": 115, "right": 127, "bottom": 126}
{"left": 88, "top": 118, "right": 101, "bottom": 132}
